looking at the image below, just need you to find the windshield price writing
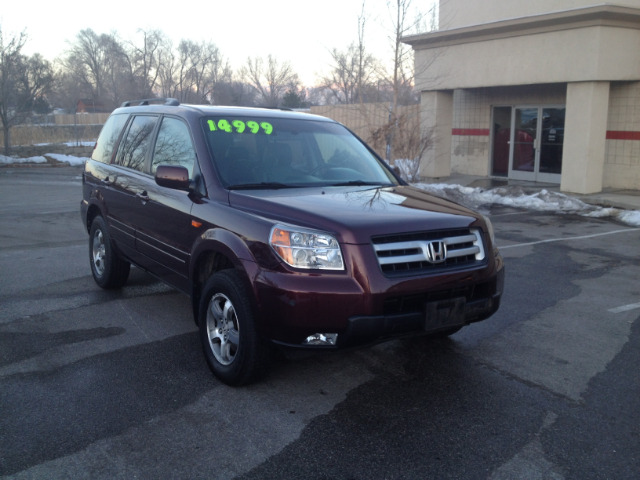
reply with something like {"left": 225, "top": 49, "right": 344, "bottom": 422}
{"left": 207, "top": 119, "right": 273, "bottom": 135}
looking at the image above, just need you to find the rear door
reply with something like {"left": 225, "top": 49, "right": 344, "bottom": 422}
{"left": 107, "top": 114, "right": 160, "bottom": 253}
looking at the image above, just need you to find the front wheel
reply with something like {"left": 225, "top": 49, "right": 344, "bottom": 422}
{"left": 89, "top": 216, "right": 130, "bottom": 289}
{"left": 198, "top": 270, "right": 269, "bottom": 386}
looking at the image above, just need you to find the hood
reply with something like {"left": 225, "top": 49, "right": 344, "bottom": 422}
{"left": 229, "top": 185, "right": 481, "bottom": 244}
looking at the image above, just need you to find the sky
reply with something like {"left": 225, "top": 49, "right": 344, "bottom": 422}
{"left": 0, "top": 0, "right": 437, "bottom": 86}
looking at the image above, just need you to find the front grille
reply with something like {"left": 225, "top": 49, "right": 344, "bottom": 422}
{"left": 372, "top": 228, "right": 486, "bottom": 276}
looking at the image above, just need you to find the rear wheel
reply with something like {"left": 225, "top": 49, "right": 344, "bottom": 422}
{"left": 198, "top": 270, "right": 269, "bottom": 385}
{"left": 89, "top": 216, "right": 130, "bottom": 289}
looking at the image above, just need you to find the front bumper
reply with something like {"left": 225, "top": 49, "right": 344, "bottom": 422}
{"left": 343, "top": 289, "right": 501, "bottom": 347}
{"left": 255, "top": 258, "right": 505, "bottom": 349}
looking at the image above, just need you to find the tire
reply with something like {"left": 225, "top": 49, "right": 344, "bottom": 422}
{"left": 89, "top": 216, "right": 130, "bottom": 289}
{"left": 198, "top": 270, "right": 269, "bottom": 386}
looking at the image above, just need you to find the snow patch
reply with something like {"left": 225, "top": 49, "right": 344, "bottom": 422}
{"left": 45, "top": 153, "right": 88, "bottom": 166}
{"left": 618, "top": 210, "right": 640, "bottom": 227}
{"left": 0, "top": 154, "right": 47, "bottom": 164}
{"left": 414, "top": 182, "right": 640, "bottom": 228}
{"left": 0, "top": 153, "right": 87, "bottom": 166}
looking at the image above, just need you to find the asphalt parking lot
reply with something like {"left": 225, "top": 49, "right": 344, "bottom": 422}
{"left": 1, "top": 166, "right": 638, "bottom": 479}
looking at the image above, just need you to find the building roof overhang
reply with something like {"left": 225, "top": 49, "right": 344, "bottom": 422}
{"left": 403, "top": 4, "right": 640, "bottom": 49}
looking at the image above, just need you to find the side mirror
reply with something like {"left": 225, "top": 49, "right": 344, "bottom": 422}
{"left": 155, "top": 165, "right": 190, "bottom": 191}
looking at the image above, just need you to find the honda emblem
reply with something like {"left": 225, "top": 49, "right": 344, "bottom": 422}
{"left": 426, "top": 241, "right": 447, "bottom": 263}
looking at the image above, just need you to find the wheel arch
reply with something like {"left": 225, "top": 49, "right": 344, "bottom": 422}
{"left": 189, "top": 228, "right": 260, "bottom": 325}
{"left": 84, "top": 202, "right": 103, "bottom": 234}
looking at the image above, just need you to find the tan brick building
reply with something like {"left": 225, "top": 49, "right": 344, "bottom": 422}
{"left": 404, "top": 0, "right": 640, "bottom": 193}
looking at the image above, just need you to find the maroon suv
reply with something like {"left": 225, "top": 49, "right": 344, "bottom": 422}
{"left": 81, "top": 99, "right": 504, "bottom": 385}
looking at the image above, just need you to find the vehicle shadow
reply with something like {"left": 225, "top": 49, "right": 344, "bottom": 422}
{"left": 239, "top": 334, "right": 555, "bottom": 479}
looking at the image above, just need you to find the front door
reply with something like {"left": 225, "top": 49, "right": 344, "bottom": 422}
{"left": 134, "top": 116, "right": 200, "bottom": 291}
{"left": 492, "top": 106, "right": 565, "bottom": 183}
{"left": 508, "top": 106, "right": 565, "bottom": 183}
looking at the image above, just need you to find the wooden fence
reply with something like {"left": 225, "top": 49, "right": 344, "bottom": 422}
{"left": 2, "top": 105, "right": 419, "bottom": 159}
{"left": 311, "top": 103, "right": 420, "bottom": 158}
{"left": 52, "top": 113, "right": 111, "bottom": 125}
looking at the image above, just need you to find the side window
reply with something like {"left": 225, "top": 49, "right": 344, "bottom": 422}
{"left": 115, "top": 115, "right": 158, "bottom": 172}
{"left": 91, "top": 113, "right": 128, "bottom": 164}
{"left": 151, "top": 117, "right": 197, "bottom": 177}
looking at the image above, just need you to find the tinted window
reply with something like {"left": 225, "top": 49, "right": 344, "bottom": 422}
{"left": 116, "top": 115, "right": 158, "bottom": 172}
{"left": 151, "top": 117, "right": 197, "bottom": 176}
{"left": 91, "top": 113, "right": 128, "bottom": 164}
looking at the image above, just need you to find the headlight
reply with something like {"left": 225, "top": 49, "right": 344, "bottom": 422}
{"left": 270, "top": 224, "right": 344, "bottom": 270}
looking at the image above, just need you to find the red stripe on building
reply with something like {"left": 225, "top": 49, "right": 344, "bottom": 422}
{"left": 606, "top": 131, "right": 640, "bottom": 140}
{"left": 452, "top": 128, "right": 490, "bottom": 136}
{"left": 450, "top": 129, "right": 640, "bottom": 139}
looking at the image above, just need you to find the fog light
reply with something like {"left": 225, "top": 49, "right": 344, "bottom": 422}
{"left": 304, "top": 333, "right": 338, "bottom": 346}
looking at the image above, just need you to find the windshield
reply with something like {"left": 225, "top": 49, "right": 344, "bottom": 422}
{"left": 202, "top": 116, "right": 399, "bottom": 189}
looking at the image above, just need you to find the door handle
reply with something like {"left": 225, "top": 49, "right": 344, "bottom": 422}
{"left": 136, "top": 191, "right": 150, "bottom": 203}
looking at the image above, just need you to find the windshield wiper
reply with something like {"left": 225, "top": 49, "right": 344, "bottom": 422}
{"left": 327, "top": 180, "right": 393, "bottom": 187}
{"left": 227, "top": 182, "right": 299, "bottom": 190}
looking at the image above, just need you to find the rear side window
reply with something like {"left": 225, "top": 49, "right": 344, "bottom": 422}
{"left": 115, "top": 115, "right": 159, "bottom": 172}
{"left": 91, "top": 113, "right": 128, "bottom": 164}
{"left": 151, "top": 117, "right": 197, "bottom": 177}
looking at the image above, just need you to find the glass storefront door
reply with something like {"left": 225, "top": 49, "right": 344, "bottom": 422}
{"left": 511, "top": 107, "right": 537, "bottom": 176}
{"left": 491, "top": 106, "right": 511, "bottom": 176}
{"left": 491, "top": 106, "right": 565, "bottom": 183}
{"left": 539, "top": 108, "right": 565, "bottom": 178}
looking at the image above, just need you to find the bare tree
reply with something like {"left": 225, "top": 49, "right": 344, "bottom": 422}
{"left": 64, "top": 29, "right": 109, "bottom": 102}
{"left": 211, "top": 79, "right": 255, "bottom": 107}
{"left": 156, "top": 38, "right": 178, "bottom": 99}
{"left": 154, "top": 37, "right": 234, "bottom": 105}
{"left": 369, "top": 109, "right": 432, "bottom": 181}
{"left": 321, "top": 2, "right": 381, "bottom": 104}
{"left": 181, "top": 40, "right": 208, "bottom": 102}
{"left": 159, "top": 40, "right": 228, "bottom": 104}
{"left": 0, "top": 27, "right": 54, "bottom": 154}
{"left": 192, "top": 41, "right": 230, "bottom": 103}
{"left": 128, "top": 29, "right": 164, "bottom": 98}
{"left": 243, "top": 55, "right": 300, "bottom": 107}
{"left": 102, "top": 35, "right": 135, "bottom": 106}
{"left": 383, "top": 0, "right": 425, "bottom": 162}
{"left": 206, "top": 52, "right": 234, "bottom": 105}
{"left": 63, "top": 29, "right": 133, "bottom": 108}
{"left": 49, "top": 68, "right": 79, "bottom": 113}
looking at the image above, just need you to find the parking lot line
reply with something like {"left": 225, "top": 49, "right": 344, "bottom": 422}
{"left": 608, "top": 302, "right": 640, "bottom": 314}
{"left": 498, "top": 227, "right": 640, "bottom": 249}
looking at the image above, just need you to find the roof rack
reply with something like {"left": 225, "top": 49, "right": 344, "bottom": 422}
{"left": 260, "top": 105, "right": 293, "bottom": 111}
{"left": 120, "top": 98, "right": 180, "bottom": 107}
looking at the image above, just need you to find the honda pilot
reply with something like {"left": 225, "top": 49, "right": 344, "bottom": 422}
{"left": 81, "top": 99, "right": 504, "bottom": 385}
